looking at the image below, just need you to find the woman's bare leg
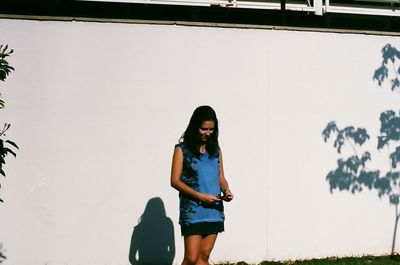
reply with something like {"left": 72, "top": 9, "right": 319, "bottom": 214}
{"left": 197, "top": 234, "right": 218, "bottom": 265}
{"left": 182, "top": 235, "right": 202, "bottom": 265}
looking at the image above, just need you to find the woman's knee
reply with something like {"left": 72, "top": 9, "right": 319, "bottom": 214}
{"left": 183, "top": 253, "right": 199, "bottom": 265}
{"left": 199, "top": 242, "right": 215, "bottom": 262}
{"left": 199, "top": 247, "right": 212, "bottom": 261}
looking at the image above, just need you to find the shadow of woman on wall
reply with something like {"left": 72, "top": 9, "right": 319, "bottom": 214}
{"left": 129, "top": 197, "right": 175, "bottom": 265}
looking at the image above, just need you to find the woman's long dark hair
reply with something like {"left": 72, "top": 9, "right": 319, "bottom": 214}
{"left": 180, "top": 105, "right": 219, "bottom": 158}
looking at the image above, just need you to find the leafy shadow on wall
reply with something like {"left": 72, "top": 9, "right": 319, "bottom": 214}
{"left": 322, "top": 44, "right": 400, "bottom": 255}
{"left": 129, "top": 197, "right": 175, "bottom": 265}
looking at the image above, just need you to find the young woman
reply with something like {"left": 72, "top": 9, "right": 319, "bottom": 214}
{"left": 170, "top": 105, "right": 234, "bottom": 265}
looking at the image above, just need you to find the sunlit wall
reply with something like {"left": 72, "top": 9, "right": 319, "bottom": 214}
{"left": 0, "top": 18, "right": 399, "bottom": 265}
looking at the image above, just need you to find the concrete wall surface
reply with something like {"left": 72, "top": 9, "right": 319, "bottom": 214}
{"left": 0, "top": 18, "right": 399, "bottom": 265}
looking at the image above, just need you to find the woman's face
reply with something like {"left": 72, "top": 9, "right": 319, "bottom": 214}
{"left": 198, "top": 120, "right": 215, "bottom": 142}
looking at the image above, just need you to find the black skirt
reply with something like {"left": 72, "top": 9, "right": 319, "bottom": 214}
{"left": 181, "top": 222, "right": 224, "bottom": 236}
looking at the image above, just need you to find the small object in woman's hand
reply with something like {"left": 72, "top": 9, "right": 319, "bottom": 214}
{"left": 217, "top": 194, "right": 230, "bottom": 201}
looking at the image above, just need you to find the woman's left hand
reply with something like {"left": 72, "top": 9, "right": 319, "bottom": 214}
{"left": 222, "top": 189, "right": 234, "bottom": 202}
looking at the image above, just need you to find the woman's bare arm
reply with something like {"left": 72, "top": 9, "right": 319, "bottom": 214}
{"left": 219, "top": 149, "right": 234, "bottom": 201}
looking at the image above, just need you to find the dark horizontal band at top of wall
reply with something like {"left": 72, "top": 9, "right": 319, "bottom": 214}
{"left": 0, "top": 0, "right": 399, "bottom": 34}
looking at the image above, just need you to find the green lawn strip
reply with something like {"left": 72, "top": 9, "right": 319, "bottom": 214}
{"left": 217, "top": 255, "right": 400, "bottom": 265}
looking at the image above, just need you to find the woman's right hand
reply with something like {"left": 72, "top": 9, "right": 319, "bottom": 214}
{"left": 198, "top": 193, "right": 221, "bottom": 204}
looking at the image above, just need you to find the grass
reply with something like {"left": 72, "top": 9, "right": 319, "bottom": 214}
{"left": 217, "top": 254, "right": 400, "bottom": 265}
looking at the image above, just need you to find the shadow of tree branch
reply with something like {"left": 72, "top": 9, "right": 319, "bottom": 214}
{"left": 322, "top": 43, "right": 400, "bottom": 255}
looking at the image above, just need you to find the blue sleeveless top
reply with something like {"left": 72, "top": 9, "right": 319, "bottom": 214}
{"left": 176, "top": 143, "right": 224, "bottom": 226}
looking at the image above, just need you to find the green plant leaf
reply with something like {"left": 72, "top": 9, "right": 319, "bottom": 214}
{"left": 5, "top": 148, "right": 16, "bottom": 157}
{"left": 5, "top": 140, "right": 18, "bottom": 149}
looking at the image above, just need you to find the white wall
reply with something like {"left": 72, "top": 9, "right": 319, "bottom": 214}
{"left": 0, "top": 18, "right": 399, "bottom": 265}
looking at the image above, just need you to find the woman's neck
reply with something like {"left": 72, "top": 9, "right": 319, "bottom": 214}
{"left": 199, "top": 144, "right": 206, "bottom": 154}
